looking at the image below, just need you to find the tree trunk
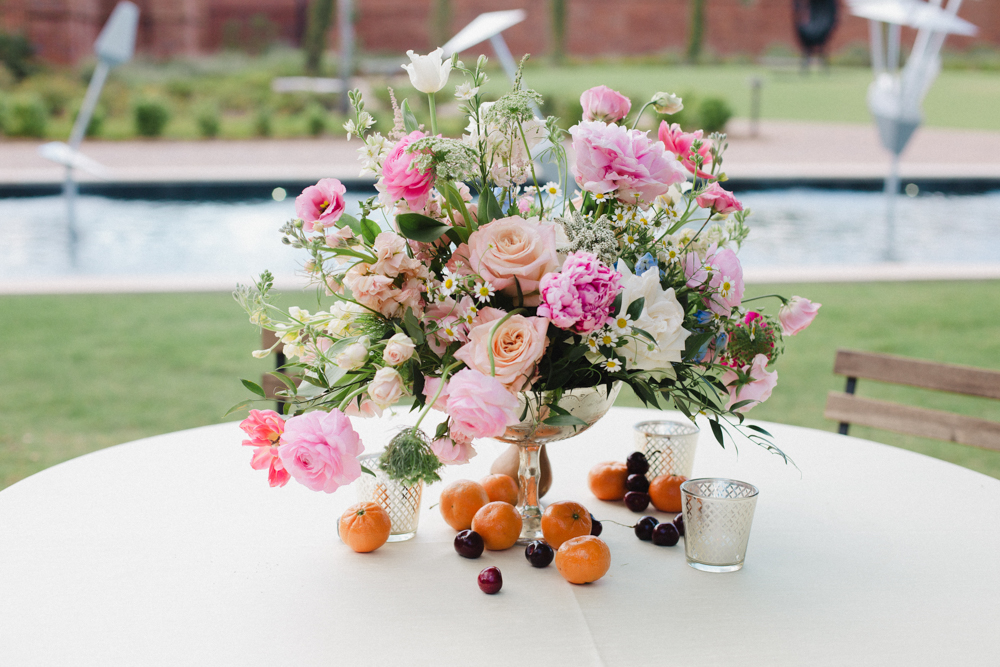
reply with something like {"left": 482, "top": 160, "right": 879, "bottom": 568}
{"left": 686, "top": 0, "right": 705, "bottom": 64}
{"left": 550, "top": 0, "right": 566, "bottom": 65}
{"left": 304, "top": 0, "right": 336, "bottom": 76}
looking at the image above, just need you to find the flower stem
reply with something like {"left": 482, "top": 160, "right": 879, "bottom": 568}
{"left": 414, "top": 361, "right": 462, "bottom": 430}
{"left": 630, "top": 100, "right": 655, "bottom": 131}
{"left": 427, "top": 93, "right": 438, "bottom": 136}
{"left": 741, "top": 294, "right": 789, "bottom": 305}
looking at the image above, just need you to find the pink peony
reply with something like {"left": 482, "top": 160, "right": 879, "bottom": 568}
{"left": 658, "top": 122, "right": 714, "bottom": 179}
{"left": 431, "top": 431, "right": 477, "bottom": 465}
{"left": 721, "top": 354, "right": 778, "bottom": 413}
{"left": 537, "top": 251, "right": 622, "bottom": 335}
{"left": 295, "top": 178, "right": 347, "bottom": 231}
{"left": 779, "top": 296, "right": 821, "bottom": 336}
{"left": 454, "top": 313, "right": 549, "bottom": 392}
{"left": 379, "top": 130, "right": 435, "bottom": 210}
{"left": 570, "top": 121, "right": 686, "bottom": 205}
{"left": 580, "top": 85, "right": 632, "bottom": 123}
{"left": 695, "top": 183, "right": 743, "bottom": 216}
{"left": 466, "top": 216, "right": 559, "bottom": 306}
{"left": 684, "top": 244, "right": 744, "bottom": 317}
{"left": 240, "top": 409, "right": 289, "bottom": 487}
{"left": 278, "top": 410, "right": 365, "bottom": 493}
{"left": 446, "top": 369, "right": 520, "bottom": 440}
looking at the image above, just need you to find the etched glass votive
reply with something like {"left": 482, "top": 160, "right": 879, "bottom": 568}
{"left": 633, "top": 420, "right": 700, "bottom": 479}
{"left": 356, "top": 453, "right": 423, "bottom": 542}
{"left": 681, "top": 478, "right": 759, "bottom": 573}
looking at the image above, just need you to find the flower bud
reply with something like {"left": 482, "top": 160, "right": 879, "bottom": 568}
{"left": 652, "top": 92, "right": 683, "bottom": 115}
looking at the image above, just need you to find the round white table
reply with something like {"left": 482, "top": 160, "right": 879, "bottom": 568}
{"left": 2, "top": 407, "right": 999, "bottom": 666}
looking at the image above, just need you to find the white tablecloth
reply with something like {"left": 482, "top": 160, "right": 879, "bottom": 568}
{"left": 2, "top": 407, "right": 999, "bottom": 666}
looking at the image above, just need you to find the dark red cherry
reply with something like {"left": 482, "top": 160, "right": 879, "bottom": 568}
{"left": 624, "top": 491, "right": 650, "bottom": 512}
{"left": 626, "top": 473, "right": 649, "bottom": 493}
{"left": 454, "top": 530, "right": 484, "bottom": 559}
{"left": 673, "top": 514, "right": 685, "bottom": 537}
{"left": 634, "top": 515, "right": 659, "bottom": 541}
{"left": 524, "top": 540, "right": 555, "bottom": 568}
{"left": 590, "top": 514, "right": 603, "bottom": 537}
{"left": 478, "top": 566, "right": 503, "bottom": 594}
{"left": 652, "top": 522, "right": 680, "bottom": 547}
{"left": 626, "top": 451, "right": 649, "bottom": 475}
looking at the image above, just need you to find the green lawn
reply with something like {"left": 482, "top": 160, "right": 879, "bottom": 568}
{"left": 2, "top": 281, "right": 999, "bottom": 491}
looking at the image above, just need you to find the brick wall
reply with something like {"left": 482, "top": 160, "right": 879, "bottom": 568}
{"left": 2, "top": 0, "right": 997, "bottom": 65}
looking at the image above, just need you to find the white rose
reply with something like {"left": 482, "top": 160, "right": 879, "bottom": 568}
{"left": 336, "top": 339, "right": 369, "bottom": 371}
{"left": 368, "top": 367, "right": 405, "bottom": 408}
{"left": 402, "top": 48, "right": 452, "bottom": 94}
{"left": 616, "top": 264, "right": 690, "bottom": 372}
{"left": 382, "top": 332, "right": 416, "bottom": 366}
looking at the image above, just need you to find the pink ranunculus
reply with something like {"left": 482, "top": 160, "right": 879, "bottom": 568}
{"left": 721, "top": 354, "right": 778, "bottom": 413}
{"left": 446, "top": 369, "right": 521, "bottom": 440}
{"left": 695, "top": 182, "right": 743, "bottom": 216}
{"left": 684, "top": 244, "right": 744, "bottom": 317}
{"left": 378, "top": 130, "right": 435, "bottom": 210}
{"left": 295, "top": 178, "right": 347, "bottom": 231}
{"left": 249, "top": 445, "right": 291, "bottom": 487}
{"left": 240, "top": 409, "right": 290, "bottom": 487}
{"left": 537, "top": 251, "right": 622, "bottom": 335}
{"left": 277, "top": 410, "right": 364, "bottom": 493}
{"left": 570, "top": 120, "right": 686, "bottom": 205}
{"left": 454, "top": 314, "right": 549, "bottom": 392}
{"left": 779, "top": 296, "right": 821, "bottom": 336}
{"left": 466, "top": 216, "right": 559, "bottom": 306}
{"left": 580, "top": 85, "right": 632, "bottom": 123}
{"left": 658, "top": 122, "right": 714, "bottom": 179}
{"left": 431, "top": 431, "right": 477, "bottom": 465}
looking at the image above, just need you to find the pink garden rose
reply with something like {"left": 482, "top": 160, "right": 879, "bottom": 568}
{"left": 466, "top": 216, "right": 559, "bottom": 306}
{"left": 431, "top": 431, "right": 477, "bottom": 465}
{"left": 537, "top": 251, "right": 622, "bottom": 335}
{"left": 684, "top": 244, "right": 745, "bottom": 317}
{"left": 278, "top": 410, "right": 364, "bottom": 493}
{"left": 695, "top": 183, "right": 743, "bottom": 216}
{"left": 721, "top": 354, "right": 778, "bottom": 413}
{"left": 367, "top": 367, "right": 405, "bottom": 408}
{"left": 570, "top": 120, "right": 686, "bottom": 205}
{"left": 379, "top": 130, "right": 434, "bottom": 210}
{"left": 580, "top": 85, "right": 632, "bottom": 123}
{"left": 445, "top": 369, "right": 521, "bottom": 440}
{"left": 454, "top": 313, "right": 549, "bottom": 392}
{"left": 422, "top": 376, "right": 451, "bottom": 412}
{"left": 779, "top": 296, "right": 821, "bottom": 335}
{"left": 658, "top": 122, "right": 714, "bottom": 179}
{"left": 295, "top": 178, "right": 347, "bottom": 231}
{"left": 382, "top": 332, "right": 416, "bottom": 366}
{"left": 342, "top": 397, "right": 383, "bottom": 419}
{"left": 240, "top": 409, "right": 289, "bottom": 488}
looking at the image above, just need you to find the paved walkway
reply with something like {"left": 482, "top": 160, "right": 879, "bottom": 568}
{"left": 4, "top": 119, "right": 1000, "bottom": 185}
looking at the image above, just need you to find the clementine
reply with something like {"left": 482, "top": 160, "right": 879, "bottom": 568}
{"left": 439, "top": 479, "right": 490, "bottom": 531}
{"left": 555, "top": 535, "right": 611, "bottom": 584}
{"left": 480, "top": 473, "right": 519, "bottom": 505}
{"left": 587, "top": 461, "right": 629, "bottom": 501}
{"left": 339, "top": 502, "right": 392, "bottom": 553}
{"left": 541, "top": 500, "right": 593, "bottom": 549}
{"left": 471, "top": 501, "right": 523, "bottom": 550}
{"left": 649, "top": 474, "right": 686, "bottom": 513}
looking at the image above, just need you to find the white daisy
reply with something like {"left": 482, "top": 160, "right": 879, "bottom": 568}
{"left": 597, "top": 328, "right": 619, "bottom": 347}
{"left": 543, "top": 181, "right": 561, "bottom": 197}
{"left": 601, "top": 357, "right": 624, "bottom": 373}
{"left": 440, "top": 322, "right": 463, "bottom": 341}
{"left": 611, "top": 313, "right": 633, "bottom": 335}
{"left": 440, "top": 268, "right": 460, "bottom": 296}
{"left": 612, "top": 210, "right": 629, "bottom": 227}
{"left": 473, "top": 281, "right": 495, "bottom": 303}
{"left": 718, "top": 275, "right": 735, "bottom": 299}
{"left": 624, "top": 234, "right": 638, "bottom": 249}
{"left": 586, "top": 337, "right": 600, "bottom": 353}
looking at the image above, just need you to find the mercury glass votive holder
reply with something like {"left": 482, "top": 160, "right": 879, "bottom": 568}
{"left": 633, "top": 420, "right": 700, "bottom": 479}
{"left": 681, "top": 478, "right": 759, "bottom": 573}
{"left": 356, "top": 453, "right": 423, "bottom": 542}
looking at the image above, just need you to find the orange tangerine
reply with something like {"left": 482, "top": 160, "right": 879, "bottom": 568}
{"left": 587, "top": 461, "right": 629, "bottom": 501}
{"left": 555, "top": 535, "right": 611, "bottom": 584}
{"left": 649, "top": 475, "right": 686, "bottom": 513}
{"left": 471, "top": 501, "right": 523, "bottom": 550}
{"left": 480, "top": 473, "right": 520, "bottom": 505}
{"left": 541, "top": 500, "right": 593, "bottom": 549}
{"left": 440, "top": 479, "right": 490, "bottom": 531}
{"left": 339, "top": 502, "right": 392, "bottom": 553}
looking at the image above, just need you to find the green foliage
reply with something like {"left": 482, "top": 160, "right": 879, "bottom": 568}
{"left": 686, "top": 0, "right": 705, "bottom": 64}
{"left": 430, "top": 0, "right": 452, "bottom": 51}
{"left": 254, "top": 107, "right": 273, "bottom": 137}
{"left": 133, "top": 99, "right": 171, "bottom": 137}
{"left": 698, "top": 96, "right": 732, "bottom": 132}
{"left": 305, "top": 102, "right": 326, "bottom": 136}
{"left": 550, "top": 0, "right": 566, "bottom": 65}
{"left": 7, "top": 95, "right": 48, "bottom": 137}
{"left": 196, "top": 104, "right": 221, "bottom": 138}
{"left": 0, "top": 31, "right": 35, "bottom": 81}
{"left": 0, "top": 97, "right": 7, "bottom": 135}
{"left": 72, "top": 103, "right": 106, "bottom": 137}
{"left": 380, "top": 427, "right": 442, "bottom": 486}
{"left": 304, "top": 0, "right": 336, "bottom": 76}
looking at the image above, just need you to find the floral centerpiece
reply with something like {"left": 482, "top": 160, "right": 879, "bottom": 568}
{"left": 233, "top": 50, "right": 820, "bottom": 496}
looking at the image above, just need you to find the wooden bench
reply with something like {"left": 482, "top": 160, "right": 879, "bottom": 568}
{"left": 824, "top": 349, "right": 1000, "bottom": 452}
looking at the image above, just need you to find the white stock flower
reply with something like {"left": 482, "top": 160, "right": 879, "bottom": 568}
{"left": 615, "top": 263, "right": 689, "bottom": 372}
{"left": 454, "top": 82, "right": 479, "bottom": 101}
{"left": 651, "top": 92, "right": 684, "bottom": 115}
{"left": 402, "top": 48, "right": 452, "bottom": 94}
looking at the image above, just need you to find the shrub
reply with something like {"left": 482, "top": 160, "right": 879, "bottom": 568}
{"left": 698, "top": 97, "right": 733, "bottom": 133}
{"left": 0, "top": 31, "right": 35, "bottom": 81}
{"left": 0, "top": 97, "right": 8, "bottom": 135}
{"left": 254, "top": 107, "right": 273, "bottom": 137}
{"left": 134, "top": 99, "right": 171, "bottom": 137}
{"left": 654, "top": 91, "right": 698, "bottom": 132}
{"left": 306, "top": 103, "right": 326, "bottom": 136}
{"left": 72, "top": 104, "right": 105, "bottom": 137}
{"left": 196, "top": 105, "right": 221, "bottom": 138}
{"left": 8, "top": 95, "right": 48, "bottom": 137}
{"left": 165, "top": 79, "right": 195, "bottom": 100}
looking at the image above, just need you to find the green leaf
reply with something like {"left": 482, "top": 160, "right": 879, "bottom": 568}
{"left": 626, "top": 296, "right": 645, "bottom": 322}
{"left": 338, "top": 213, "right": 362, "bottom": 236}
{"left": 361, "top": 465, "right": 376, "bottom": 477}
{"left": 480, "top": 188, "right": 503, "bottom": 223}
{"left": 746, "top": 424, "right": 773, "bottom": 437}
{"left": 402, "top": 308, "right": 426, "bottom": 345}
{"left": 269, "top": 371, "right": 298, "bottom": 394}
{"left": 401, "top": 99, "right": 418, "bottom": 133}
{"left": 729, "top": 399, "right": 755, "bottom": 412}
{"left": 611, "top": 291, "right": 623, "bottom": 317}
{"left": 360, "top": 217, "right": 381, "bottom": 245}
{"left": 709, "top": 419, "right": 726, "bottom": 448}
{"left": 241, "top": 379, "right": 266, "bottom": 398}
{"left": 542, "top": 413, "right": 588, "bottom": 427}
{"left": 631, "top": 326, "right": 656, "bottom": 345}
{"left": 396, "top": 213, "right": 451, "bottom": 243}
{"left": 223, "top": 398, "right": 255, "bottom": 418}
{"left": 439, "top": 181, "right": 474, "bottom": 228}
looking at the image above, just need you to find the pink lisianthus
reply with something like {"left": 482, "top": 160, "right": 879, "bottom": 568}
{"left": 431, "top": 431, "right": 477, "bottom": 465}
{"left": 580, "top": 85, "right": 632, "bottom": 123}
{"left": 779, "top": 296, "right": 821, "bottom": 336}
{"left": 695, "top": 183, "right": 743, "bottom": 216}
{"left": 378, "top": 130, "right": 434, "bottom": 210}
{"left": 684, "top": 244, "right": 744, "bottom": 317}
{"left": 570, "top": 121, "right": 686, "bottom": 205}
{"left": 454, "top": 313, "right": 549, "bottom": 392}
{"left": 658, "top": 122, "right": 714, "bottom": 179}
{"left": 537, "top": 251, "right": 622, "bottom": 335}
{"left": 721, "top": 354, "right": 778, "bottom": 413}
{"left": 466, "top": 216, "right": 559, "bottom": 306}
{"left": 240, "top": 409, "right": 290, "bottom": 487}
{"left": 295, "top": 178, "right": 347, "bottom": 231}
{"left": 278, "top": 410, "right": 365, "bottom": 493}
{"left": 446, "top": 369, "right": 521, "bottom": 440}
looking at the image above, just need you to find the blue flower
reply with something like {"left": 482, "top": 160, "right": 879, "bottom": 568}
{"left": 695, "top": 310, "right": 715, "bottom": 326}
{"left": 634, "top": 252, "right": 658, "bottom": 276}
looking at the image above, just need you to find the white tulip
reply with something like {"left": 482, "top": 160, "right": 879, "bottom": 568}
{"left": 402, "top": 48, "right": 452, "bottom": 94}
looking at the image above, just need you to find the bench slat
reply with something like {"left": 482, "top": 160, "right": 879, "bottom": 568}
{"left": 833, "top": 349, "right": 1000, "bottom": 400}
{"left": 824, "top": 392, "right": 1000, "bottom": 452}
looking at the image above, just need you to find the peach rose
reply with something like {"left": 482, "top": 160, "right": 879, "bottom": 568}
{"left": 454, "top": 313, "right": 549, "bottom": 392}
{"left": 367, "top": 367, "right": 405, "bottom": 408}
{"left": 382, "top": 332, "right": 416, "bottom": 366}
{"left": 466, "top": 216, "right": 559, "bottom": 306}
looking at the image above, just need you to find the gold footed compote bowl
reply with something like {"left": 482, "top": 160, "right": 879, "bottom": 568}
{"left": 495, "top": 383, "right": 622, "bottom": 544}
